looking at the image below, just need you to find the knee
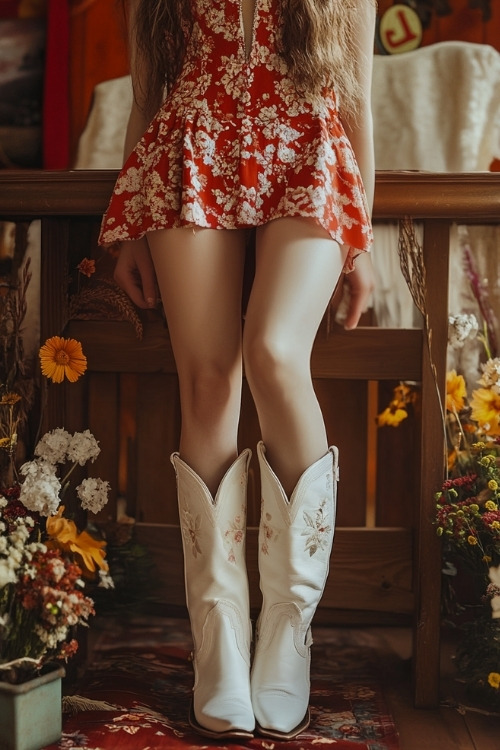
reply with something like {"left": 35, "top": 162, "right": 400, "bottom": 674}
{"left": 243, "top": 332, "right": 300, "bottom": 397}
{"left": 181, "top": 365, "right": 240, "bottom": 422}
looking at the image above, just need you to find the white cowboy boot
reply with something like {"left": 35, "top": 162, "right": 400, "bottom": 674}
{"left": 251, "top": 441, "right": 339, "bottom": 739}
{"left": 171, "top": 449, "right": 255, "bottom": 739}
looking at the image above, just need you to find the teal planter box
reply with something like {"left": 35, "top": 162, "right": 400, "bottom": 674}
{"left": 0, "top": 665, "right": 65, "bottom": 750}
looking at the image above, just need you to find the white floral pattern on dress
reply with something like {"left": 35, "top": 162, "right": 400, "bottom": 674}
{"left": 99, "top": 0, "right": 372, "bottom": 270}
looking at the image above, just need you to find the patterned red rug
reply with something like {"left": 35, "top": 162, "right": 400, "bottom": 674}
{"left": 44, "top": 617, "right": 400, "bottom": 750}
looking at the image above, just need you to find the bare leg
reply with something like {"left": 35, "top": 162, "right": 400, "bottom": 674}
{"left": 148, "top": 227, "right": 246, "bottom": 495}
{"left": 243, "top": 217, "right": 344, "bottom": 496}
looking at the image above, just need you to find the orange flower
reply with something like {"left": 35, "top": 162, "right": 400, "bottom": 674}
{"left": 77, "top": 258, "right": 96, "bottom": 278}
{"left": 470, "top": 387, "right": 500, "bottom": 435}
{"left": 46, "top": 506, "right": 108, "bottom": 573}
{"left": 39, "top": 336, "right": 87, "bottom": 383}
{"left": 446, "top": 370, "right": 466, "bottom": 413}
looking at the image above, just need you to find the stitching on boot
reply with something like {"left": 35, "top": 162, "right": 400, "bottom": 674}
{"left": 197, "top": 600, "right": 252, "bottom": 664}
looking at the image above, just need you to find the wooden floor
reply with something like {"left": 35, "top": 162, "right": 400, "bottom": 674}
{"left": 357, "top": 626, "right": 500, "bottom": 750}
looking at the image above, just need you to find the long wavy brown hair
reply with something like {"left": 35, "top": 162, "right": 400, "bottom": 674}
{"left": 132, "top": 0, "right": 374, "bottom": 119}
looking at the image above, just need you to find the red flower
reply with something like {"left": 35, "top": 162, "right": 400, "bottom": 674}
{"left": 77, "top": 258, "right": 96, "bottom": 278}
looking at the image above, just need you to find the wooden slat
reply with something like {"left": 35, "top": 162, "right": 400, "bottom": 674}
{"left": 68, "top": 318, "right": 423, "bottom": 380}
{"left": 1, "top": 171, "right": 500, "bottom": 221}
{"left": 67, "top": 319, "right": 177, "bottom": 373}
{"left": 413, "top": 219, "right": 450, "bottom": 708}
{"left": 87, "top": 373, "right": 120, "bottom": 522}
{"left": 135, "top": 373, "right": 180, "bottom": 524}
{"left": 313, "top": 325, "right": 423, "bottom": 380}
{"left": 315, "top": 379, "right": 369, "bottom": 527}
{"left": 40, "top": 218, "right": 71, "bottom": 434}
{"left": 135, "top": 524, "right": 414, "bottom": 617}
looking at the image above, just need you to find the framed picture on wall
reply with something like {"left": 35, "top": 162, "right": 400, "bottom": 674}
{"left": 0, "top": 17, "right": 46, "bottom": 168}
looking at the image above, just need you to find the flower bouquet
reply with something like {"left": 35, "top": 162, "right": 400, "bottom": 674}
{"left": 0, "top": 332, "right": 114, "bottom": 685}
{"left": 377, "top": 308, "right": 500, "bottom": 709}
{"left": 0, "top": 424, "right": 113, "bottom": 685}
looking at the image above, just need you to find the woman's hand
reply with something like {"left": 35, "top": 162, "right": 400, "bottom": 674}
{"left": 341, "top": 252, "right": 376, "bottom": 330}
{"left": 113, "top": 238, "right": 158, "bottom": 309}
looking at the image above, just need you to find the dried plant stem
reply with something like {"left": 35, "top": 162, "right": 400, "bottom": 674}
{"left": 397, "top": 217, "right": 448, "bottom": 476}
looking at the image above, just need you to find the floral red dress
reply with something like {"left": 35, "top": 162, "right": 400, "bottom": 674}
{"left": 99, "top": 0, "right": 373, "bottom": 269}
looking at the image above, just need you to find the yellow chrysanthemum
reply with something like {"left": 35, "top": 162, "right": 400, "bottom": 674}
{"left": 39, "top": 336, "right": 87, "bottom": 384}
{"left": 488, "top": 672, "right": 500, "bottom": 690}
{"left": 446, "top": 370, "right": 466, "bottom": 413}
{"left": 376, "top": 406, "right": 408, "bottom": 427}
{"left": 46, "top": 506, "right": 108, "bottom": 573}
{"left": 467, "top": 535, "right": 478, "bottom": 546}
{"left": 470, "top": 387, "right": 500, "bottom": 435}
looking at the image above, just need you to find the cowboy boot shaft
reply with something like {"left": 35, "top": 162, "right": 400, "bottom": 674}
{"left": 251, "top": 441, "right": 339, "bottom": 739}
{"left": 257, "top": 445, "right": 338, "bottom": 626}
{"left": 171, "top": 449, "right": 254, "bottom": 738}
{"left": 173, "top": 451, "right": 251, "bottom": 649}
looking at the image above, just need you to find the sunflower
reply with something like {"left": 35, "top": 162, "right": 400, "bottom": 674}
{"left": 470, "top": 387, "right": 500, "bottom": 436}
{"left": 446, "top": 370, "right": 467, "bottom": 413}
{"left": 39, "top": 336, "right": 87, "bottom": 383}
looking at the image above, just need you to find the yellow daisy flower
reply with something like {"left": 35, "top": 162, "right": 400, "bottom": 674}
{"left": 446, "top": 370, "right": 466, "bottom": 413}
{"left": 39, "top": 336, "right": 87, "bottom": 384}
{"left": 470, "top": 387, "right": 500, "bottom": 435}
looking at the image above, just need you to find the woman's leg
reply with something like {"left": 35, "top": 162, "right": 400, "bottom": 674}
{"left": 244, "top": 217, "right": 343, "bottom": 739}
{"left": 148, "top": 227, "right": 254, "bottom": 738}
{"left": 243, "top": 216, "right": 344, "bottom": 496}
{"left": 147, "top": 226, "right": 247, "bottom": 494}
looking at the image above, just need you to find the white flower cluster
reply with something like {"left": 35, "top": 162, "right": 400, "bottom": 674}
{"left": 76, "top": 477, "right": 111, "bottom": 514}
{"left": 19, "top": 460, "right": 61, "bottom": 516}
{"left": 34, "top": 428, "right": 100, "bottom": 466}
{"left": 0, "top": 511, "right": 46, "bottom": 589}
{"left": 489, "top": 565, "right": 500, "bottom": 620}
{"left": 478, "top": 357, "right": 500, "bottom": 395}
{"left": 448, "top": 313, "right": 479, "bottom": 349}
{"left": 18, "top": 428, "right": 108, "bottom": 517}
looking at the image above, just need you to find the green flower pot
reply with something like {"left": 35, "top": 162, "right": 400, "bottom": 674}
{"left": 0, "top": 665, "right": 65, "bottom": 750}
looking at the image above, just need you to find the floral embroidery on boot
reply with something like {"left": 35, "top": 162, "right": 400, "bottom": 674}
{"left": 223, "top": 505, "right": 245, "bottom": 563}
{"left": 181, "top": 508, "right": 202, "bottom": 558}
{"left": 302, "top": 499, "right": 332, "bottom": 556}
{"left": 260, "top": 510, "right": 281, "bottom": 555}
